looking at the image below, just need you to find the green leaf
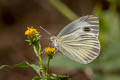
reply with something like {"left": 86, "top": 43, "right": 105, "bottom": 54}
{"left": 50, "top": 74, "right": 71, "bottom": 80}
{"left": 0, "top": 61, "right": 41, "bottom": 76}
{"left": 32, "top": 75, "right": 40, "bottom": 80}
{"left": 0, "top": 65, "right": 9, "bottom": 70}
{"left": 27, "top": 62, "right": 41, "bottom": 76}
{"left": 57, "top": 75, "right": 71, "bottom": 80}
{"left": 50, "top": 74, "right": 57, "bottom": 80}
{"left": 13, "top": 61, "right": 29, "bottom": 68}
{"left": 0, "top": 62, "right": 29, "bottom": 70}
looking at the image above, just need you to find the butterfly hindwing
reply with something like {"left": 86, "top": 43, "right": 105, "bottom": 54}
{"left": 57, "top": 34, "right": 100, "bottom": 64}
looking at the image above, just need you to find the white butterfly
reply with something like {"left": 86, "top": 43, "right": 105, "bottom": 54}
{"left": 42, "top": 15, "right": 100, "bottom": 64}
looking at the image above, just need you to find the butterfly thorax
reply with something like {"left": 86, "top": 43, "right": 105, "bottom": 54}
{"left": 50, "top": 36, "right": 64, "bottom": 48}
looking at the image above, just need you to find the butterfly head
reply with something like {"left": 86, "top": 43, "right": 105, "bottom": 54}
{"left": 50, "top": 36, "right": 56, "bottom": 41}
{"left": 50, "top": 36, "right": 57, "bottom": 47}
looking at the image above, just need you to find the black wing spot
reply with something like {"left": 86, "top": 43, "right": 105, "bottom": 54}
{"left": 83, "top": 27, "right": 91, "bottom": 32}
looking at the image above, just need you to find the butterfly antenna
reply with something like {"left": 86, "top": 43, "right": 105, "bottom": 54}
{"left": 39, "top": 26, "right": 52, "bottom": 36}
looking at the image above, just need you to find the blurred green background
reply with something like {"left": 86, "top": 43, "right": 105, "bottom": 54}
{"left": 0, "top": 0, "right": 120, "bottom": 80}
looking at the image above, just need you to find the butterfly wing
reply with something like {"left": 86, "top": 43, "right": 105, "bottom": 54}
{"left": 57, "top": 34, "right": 100, "bottom": 64}
{"left": 56, "top": 15, "right": 99, "bottom": 39}
{"left": 55, "top": 15, "right": 100, "bottom": 64}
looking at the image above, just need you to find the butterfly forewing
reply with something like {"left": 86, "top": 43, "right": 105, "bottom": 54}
{"left": 56, "top": 15, "right": 99, "bottom": 39}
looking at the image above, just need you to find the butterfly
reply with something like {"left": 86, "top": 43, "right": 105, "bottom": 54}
{"left": 41, "top": 15, "right": 100, "bottom": 64}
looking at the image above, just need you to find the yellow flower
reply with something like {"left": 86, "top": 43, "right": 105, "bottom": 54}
{"left": 45, "top": 47, "right": 56, "bottom": 55}
{"left": 25, "top": 27, "right": 38, "bottom": 37}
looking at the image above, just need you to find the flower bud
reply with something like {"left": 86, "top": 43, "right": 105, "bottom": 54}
{"left": 45, "top": 47, "right": 56, "bottom": 59}
{"left": 25, "top": 27, "right": 40, "bottom": 46}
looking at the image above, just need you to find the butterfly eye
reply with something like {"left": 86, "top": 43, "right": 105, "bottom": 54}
{"left": 83, "top": 27, "right": 91, "bottom": 32}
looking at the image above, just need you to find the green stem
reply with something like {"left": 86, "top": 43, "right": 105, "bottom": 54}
{"left": 33, "top": 44, "right": 47, "bottom": 80}
{"left": 38, "top": 55, "right": 46, "bottom": 79}
{"left": 46, "top": 58, "right": 50, "bottom": 74}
